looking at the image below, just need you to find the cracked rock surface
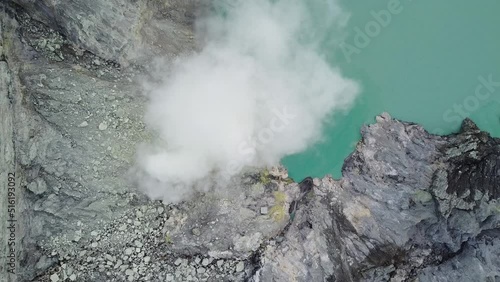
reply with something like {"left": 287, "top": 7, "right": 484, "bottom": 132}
{"left": 1, "top": 2, "right": 499, "bottom": 282}
{"left": 10, "top": 0, "right": 201, "bottom": 65}
{"left": 255, "top": 113, "right": 500, "bottom": 282}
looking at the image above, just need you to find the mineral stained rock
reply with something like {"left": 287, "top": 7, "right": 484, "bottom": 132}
{"left": 1, "top": 1, "right": 499, "bottom": 281}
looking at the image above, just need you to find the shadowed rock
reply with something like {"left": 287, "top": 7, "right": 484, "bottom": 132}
{"left": 298, "top": 176, "right": 314, "bottom": 194}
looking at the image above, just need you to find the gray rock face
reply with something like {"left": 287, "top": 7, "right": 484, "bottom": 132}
{"left": 1, "top": 4, "right": 152, "bottom": 281}
{"left": 1, "top": 1, "right": 499, "bottom": 281}
{"left": 11, "top": 0, "right": 200, "bottom": 65}
{"left": 255, "top": 114, "right": 500, "bottom": 282}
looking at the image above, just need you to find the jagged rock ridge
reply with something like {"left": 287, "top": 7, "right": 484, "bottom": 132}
{"left": 255, "top": 113, "right": 500, "bottom": 281}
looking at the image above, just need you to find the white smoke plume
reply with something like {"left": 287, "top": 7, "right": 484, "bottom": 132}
{"left": 136, "top": 0, "right": 360, "bottom": 203}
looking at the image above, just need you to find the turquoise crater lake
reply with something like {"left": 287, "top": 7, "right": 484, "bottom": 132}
{"left": 283, "top": 0, "right": 500, "bottom": 180}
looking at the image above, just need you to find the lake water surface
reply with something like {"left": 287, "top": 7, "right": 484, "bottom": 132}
{"left": 283, "top": 0, "right": 500, "bottom": 179}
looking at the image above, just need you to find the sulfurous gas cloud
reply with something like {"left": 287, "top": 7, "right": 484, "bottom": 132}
{"left": 135, "top": 0, "right": 360, "bottom": 203}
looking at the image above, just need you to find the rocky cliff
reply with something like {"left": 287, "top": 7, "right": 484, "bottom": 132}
{"left": 255, "top": 114, "right": 500, "bottom": 282}
{"left": 0, "top": 1, "right": 499, "bottom": 281}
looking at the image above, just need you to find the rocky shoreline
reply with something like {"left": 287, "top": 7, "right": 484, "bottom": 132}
{"left": 1, "top": 1, "right": 499, "bottom": 281}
